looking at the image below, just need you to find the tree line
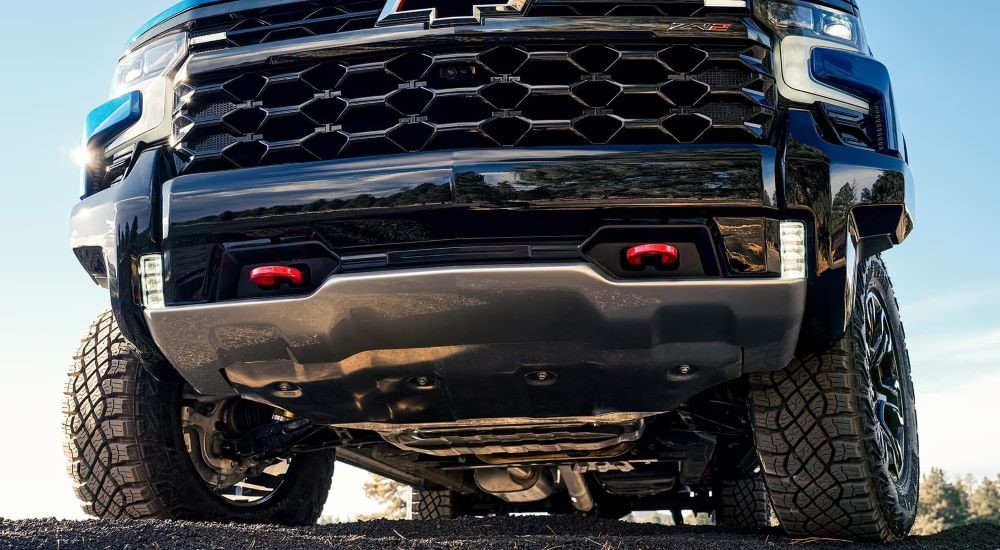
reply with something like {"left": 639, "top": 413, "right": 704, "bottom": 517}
{"left": 914, "top": 468, "right": 1000, "bottom": 534}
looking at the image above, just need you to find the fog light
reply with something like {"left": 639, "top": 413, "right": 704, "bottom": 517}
{"left": 780, "top": 221, "right": 807, "bottom": 279}
{"left": 138, "top": 254, "right": 165, "bottom": 309}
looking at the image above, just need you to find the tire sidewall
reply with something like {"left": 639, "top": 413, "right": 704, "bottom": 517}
{"left": 850, "top": 256, "right": 919, "bottom": 538}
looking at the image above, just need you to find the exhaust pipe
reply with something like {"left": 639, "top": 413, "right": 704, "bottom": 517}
{"left": 558, "top": 466, "right": 594, "bottom": 512}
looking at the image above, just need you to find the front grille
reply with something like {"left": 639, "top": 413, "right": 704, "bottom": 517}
{"left": 187, "top": 0, "right": 382, "bottom": 51}
{"left": 173, "top": 41, "right": 775, "bottom": 174}
{"left": 182, "top": 0, "right": 749, "bottom": 52}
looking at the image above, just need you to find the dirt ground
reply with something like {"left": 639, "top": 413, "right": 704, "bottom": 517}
{"left": 1, "top": 516, "right": 998, "bottom": 549}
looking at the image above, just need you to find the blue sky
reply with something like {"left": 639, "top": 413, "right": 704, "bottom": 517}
{"left": 0, "top": 0, "right": 997, "bottom": 519}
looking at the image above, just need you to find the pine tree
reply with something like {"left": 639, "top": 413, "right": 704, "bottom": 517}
{"left": 968, "top": 476, "right": 1000, "bottom": 525}
{"left": 359, "top": 475, "right": 410, "bottom": 520}
{"left": 912, "top": 468, "right": 971, "bottom": 535}
{"left": 957, "top": 474, "right": 974, "bottom": 517}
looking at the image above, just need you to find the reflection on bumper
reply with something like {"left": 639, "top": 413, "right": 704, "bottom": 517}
{"left": 145, "top": 263, "right": 805, "bottom": 424}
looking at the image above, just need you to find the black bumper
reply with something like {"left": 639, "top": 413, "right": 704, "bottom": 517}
{"left": 70, "top": 108, "right": 913, "bottom": 419}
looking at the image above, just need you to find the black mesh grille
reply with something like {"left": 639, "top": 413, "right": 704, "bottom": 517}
{"left": 187, "top": 0, "right": 383, "bottom": 51}
{"left": 173, "top": 41, "right": 775, "bottom": 174}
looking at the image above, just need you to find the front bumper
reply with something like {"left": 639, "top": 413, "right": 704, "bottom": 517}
{"left": 70, "top": 109, "right": 914, "bottom": 420}
{"left": 145, "top": 263, "right": 805, "bottom": 423}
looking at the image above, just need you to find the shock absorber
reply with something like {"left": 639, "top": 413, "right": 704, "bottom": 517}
{"left": 226, "top": 400, "right": 278, "bottom": 436}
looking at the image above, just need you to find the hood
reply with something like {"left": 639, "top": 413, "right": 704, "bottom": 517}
{"left": 128, "top": 0, "right": 227, "bottom": 46}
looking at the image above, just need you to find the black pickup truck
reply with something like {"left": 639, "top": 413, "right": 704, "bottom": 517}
{"left": 66, "top": 0, "right": 917, "bottom": 541}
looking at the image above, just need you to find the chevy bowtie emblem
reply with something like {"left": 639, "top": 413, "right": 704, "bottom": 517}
{"left": 377, "top": 0, "right": 528, "bottom": 26}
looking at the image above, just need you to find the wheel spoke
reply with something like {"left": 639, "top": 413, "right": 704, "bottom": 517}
{"left": 862, "top": 287, "right": 908, "bottom": 482}
{"left": 867, "top": 300, "right": 891, "bottom": 367}
{"left": 882, "top": 422, "right": 904, "bottom": 474}
{"left": 879, "top": 375, "right": 901, "bottom": 400}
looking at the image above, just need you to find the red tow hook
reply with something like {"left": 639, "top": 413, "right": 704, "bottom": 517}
{"left": 250, "top": 266, "right": 306, "bottom": 287}
{"left": 625, "top": 244, "right": 680, "bottom": 267}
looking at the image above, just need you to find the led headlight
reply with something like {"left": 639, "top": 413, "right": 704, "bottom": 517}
{"left": 762, "top": 1, "right": 864, "bottom": 49}
{"left": 756, "top": 0, "right": 870, "bottom": 110}
{"left": 103, "top": 32, "right": 188, "bottom": 152}
{"left": 80, "top": 33, "right": 188, "bottom": 197}
{"left": 112, "top": 33, "right": 187, "bottom": 97}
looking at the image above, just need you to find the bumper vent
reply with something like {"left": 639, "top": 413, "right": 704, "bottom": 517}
{"left": 174, "top": 40, "right": 774, "bottom": 174}
{"left": 87, "top": 146, "right": 135, "bottom": 195}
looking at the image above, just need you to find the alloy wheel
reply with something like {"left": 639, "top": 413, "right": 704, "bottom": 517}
{"left": 862, "top": 288, "right": 907, "bottom": 481}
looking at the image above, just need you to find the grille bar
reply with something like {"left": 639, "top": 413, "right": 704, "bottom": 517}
{"left": 174, "top": 39, "right": 774, "bottom": 174}
{"left": 182, "top": 0, "right": 750, "bottom": 52}
{"left": 188, "top": 0, "right": 384, "bottom": 51}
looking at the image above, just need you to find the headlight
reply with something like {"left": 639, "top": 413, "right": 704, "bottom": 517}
{"left": 763, "top": 0, "right": 865, "bottom": 50}
{"left": 104, "top": 32, "right": 187, "bottom": 151}
{"left": 81, "top": 33, "right": 188, "bottom": 197}
{"left": 111, "top": 33, "right": 187, "bottom": 97}
{"left": 756, "top": 0, "right": 870, "bottom": 110}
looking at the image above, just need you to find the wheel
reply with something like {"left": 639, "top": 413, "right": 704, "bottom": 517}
{"left": 63, "top": 310, "right": 335, "bottom": 525}
{"left": 748, "top": 256, "right": 918, "bottom": 541}
{"left": 714, "top": 474, "right": 772, "bottom": 530}
{"left": 410, "top": 488, "right": 515, "bottom": 519}
{"left": 410, "top": 490, "right": 466, "bottom": 519}
{"left": 590, "top": 496, "right": 633, "bottom": 520}
{"left": 587, "top": 482, "right": 633, "bottom": 520}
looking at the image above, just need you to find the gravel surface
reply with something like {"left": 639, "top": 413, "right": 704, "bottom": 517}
{"left": 1, "top": 517, "right": 998, "bottom": 549}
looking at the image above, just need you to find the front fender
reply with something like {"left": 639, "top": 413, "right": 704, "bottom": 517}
{"left": 782, "top": 109, "right": 914, "bottom": 350}
{"left": 70, "top": 148, "right": 172, "bottom": 364}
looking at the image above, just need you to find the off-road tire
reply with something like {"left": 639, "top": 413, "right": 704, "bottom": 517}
{"left": 749, "top": 256, "right": 919, "bottom": 541}
{"left": 714, "top": 475, "right": 772, "bottom": 530}
{"left": 410, "top": 489, "right": 514, "bottom": 519}
{"left": 590, "top": 498, "right": 633, "bottom": 521}
{"left": 411, "top": 490, "right": 465, "bottom": 519}
{"left": 64, "top": 310, "right": 335, "bottom": 525}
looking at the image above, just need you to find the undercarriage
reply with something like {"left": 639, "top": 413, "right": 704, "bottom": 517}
{"left": 179, "top": 379, "right": 762, "bottom": 518}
